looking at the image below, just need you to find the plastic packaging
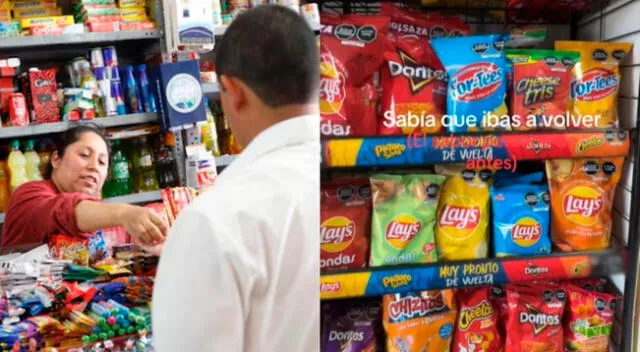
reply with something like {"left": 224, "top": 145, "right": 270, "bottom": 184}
{"left": 23, "top": 140, "right": 43, "bottom": 181}
{"left": 137, "top": 64, "right": 156, "bottom": 113}
{"left": 7, "top": 140, "right": 28, "bottom": 193}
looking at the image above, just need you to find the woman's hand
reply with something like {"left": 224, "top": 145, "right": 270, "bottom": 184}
{"left": 119, "top": 204, "right": 169, "bottom": 245}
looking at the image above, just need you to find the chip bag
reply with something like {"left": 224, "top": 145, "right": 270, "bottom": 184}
{"left": 452, "top": 287, "right": 504, "bottom": 352}
{"left": 564, "top": 282, "right": 616, "bottom": 351}
{"left": 435, "top": 165, "right": 491, "bottom": 260}
{"left": 506, "top": 283, "right": 566, "bottom": 352}
{"left": 431, "top": 35, "right": 509, "bottom": 133}
{"left": 555, "top": 41, "right": 632, "bottom": 129}
{"left": 320, "top": 14, "right": 389, "bottom": 136}
{"left": 369, "top": 174, "right": 444, "bottom": 266}
{"left": 507, "top": 49, "right": 579, "bottom": 131}
{"left": 490, "top": 285, "right": 509, "bottom": 335}
{"left": 383, "top": 290, "right": 457, "bottom": 352}
{"left": 490, "top": 172, "right": 552, "bottom": 257}
{"left": 321, "top": 298, "right": 384, "bottom": 352}
{"left": 545, "top": 157, "right": 624, "bottom": 251}
{"left": 568, "top": 278, "right": 608, "bottom": 293}
{"left": 321, "top": 178, "right": 372, "bottom": 272}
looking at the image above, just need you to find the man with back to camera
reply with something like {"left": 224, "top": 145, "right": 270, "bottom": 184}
{"left": 152, "top": 4, "right": 320, "bottom": 352}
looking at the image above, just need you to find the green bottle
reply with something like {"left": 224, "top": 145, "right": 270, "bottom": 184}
{"left": 102, "top": 140, "right": 131, "bottom": 198}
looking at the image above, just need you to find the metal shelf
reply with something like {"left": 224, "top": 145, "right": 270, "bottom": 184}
{"left": 0, "top": 113, "right": 157, "bottom": 139}
{"left": 0, "top": 30, "right": 161, "bottom": 50}
{"left": 103, "top": 190, "right": 162, "bottom": 204}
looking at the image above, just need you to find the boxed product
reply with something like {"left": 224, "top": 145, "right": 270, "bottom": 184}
{"left": 12, "top": 0, "right": 57, "bottom": 10}
{"left": 185, "top": 144, "right": 217, "bottom": 190}
{"left": 118, "top": 0, "right": 145, "bottom": 7}
{"left": 19, "top": 68, "right": 60, "bottom": 124}
{"left": 120, "top": 6, "right": 147, "bottom": 22}
{"left": 12, "top": 7, "right": 62, "bottom": 18}
{"left": 20, "top": 15, "right": 74, "bottom": 29}
{"left": 0, "top": 21, "right": 19, "bottom": 37}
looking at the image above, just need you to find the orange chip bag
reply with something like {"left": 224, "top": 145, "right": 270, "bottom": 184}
{"left": 435, "top": 165, "right": 492, "bottom": 260}
{"left": 546, "top": 157, "right": 624, "bottom": 251}
{"left": 383, "top": 289, "right": 457, "bottom": 352}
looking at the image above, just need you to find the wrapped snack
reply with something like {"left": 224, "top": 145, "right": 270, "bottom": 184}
{"left": 321, "top": 298, "right": 384, "bottom": 351}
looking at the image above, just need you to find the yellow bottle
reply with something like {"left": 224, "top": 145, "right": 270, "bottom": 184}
{"left": 24, "top": 140, "right": 43, "bottom": 181}
{"left": 0, "top": 161, "right": 9, "bottom": 212}
{"left": 8, "top": 140, "right": 28, "bottom": 193}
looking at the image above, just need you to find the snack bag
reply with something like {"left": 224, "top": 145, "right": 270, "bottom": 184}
{"left": 48, "top": 234, "right": 89, "bottom": 266}
{"left": 504, "top": 26, "right": 548, "bottom": 48}
{"left": 507, "top": 49, "right": 579, "bottom": 130}
{"left": 490, "top": 172, "right": 551, "bottom": 257}
{"left": 320, "top": 14, "right": 389, "bottom": 136}
{"left": 321, "top": 298, "right": 384, "bottom": 352}
{"left": 546, "top": 157, "right": 624, "bottom": 251}
{"left": 564, "top": 282, "right": 616, "bottom": 351}
{"left": 452, "top": 287, "right": 504, "bottom": 352}
{"left": 555, "top": 41, "right": 632, "bottom": 129}
{"left": 435, "top": 165, "right": 491, "bottom": 260}
{"left": 568, "top": 278, "right": 608, "bottom": 293}
{"left": 383, "top": 289, "right": 457, "bottom": 352}
{"left": 506, "top": 283, "right": 566, "bottom": 352}
{"left": 369, "top": 174, "right": 445, "bottom": 266}
{"left": 490, "top": 285, "right": 509, "bottom": 334}
{"left": 321, "top": 178, "right": 372, "bottom": 271}
{"left": 431, "top": 35, "right": 509, "bottom": 133}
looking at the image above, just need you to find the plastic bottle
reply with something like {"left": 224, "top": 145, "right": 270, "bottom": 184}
{"left": 202, "top": 99, "right": 221, "bottom": 156}
{"left": 132, "top": 137, "right": 158, "bottom": 192}
{"left": 38, "top": 141, "right": 53, "bottom": 177}
{"left": 153, "top": 134, "right": 178, "bottom": 188}
{"left": 124, "top": 66, "right": 142, "bottom": 114}
{"left": 0, "top": 162, "right": 9, "bottom": 212}
{"left": 79, "top": 61, "right": 105, "bottom": 118}
{"left": 7, "top": 140, "right": 28, "bottom": 193}
{"left": 137, "top": 64, "right": 157, "bottom": 113}
{"left": 102, "top": 140, "right": 132, "bottom": 198}
{"left": 23, "top": 140, "right": 43, "bottom": 181}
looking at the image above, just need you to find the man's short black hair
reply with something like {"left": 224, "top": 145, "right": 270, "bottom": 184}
{"left": 215, "top": 5, "right": 319, "bottom": 108}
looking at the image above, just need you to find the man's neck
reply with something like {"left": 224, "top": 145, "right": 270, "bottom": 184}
{"left": 241, "top": 104, "right": 317, "bottom": 146}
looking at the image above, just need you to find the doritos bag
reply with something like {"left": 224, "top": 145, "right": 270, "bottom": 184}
{"left": 506, "top": 283, "right": 566, "bottom": 352}
{"left": 564, "top": 282, "right": 616, "bottom": 351}
{"left": 555, "top": 41, "right": 632, "bottom": 129}
{"left": 321, "top": 298, "right": 384, "bottom": 352}
{"left": 321, "top": 178, "right": 372, "bottom": 272}
{"left": 568, "top": 278, "right": 608, "bottom": 293}
{"left": 431, "top": 35, "right": 509, "bottom": 133}
{"left": 320, "top": 14, "right": 389, "bottom": 136}
{"left": 507, "top": 49, "right": 580, "bottom": 130}
{"left": 383, "top": 290, "right": 457, "bottom": 352}
{"left": 435, "top": 165, "right": 491, "bottom": 260}
{"left": 452, "top": 287, "right": 504, "bottom": 352}
{"left": 545, "top": 157, "right": 624, "bottom": 251}
{"left": 369, "top": 174, "right": 444, "bottom": 266}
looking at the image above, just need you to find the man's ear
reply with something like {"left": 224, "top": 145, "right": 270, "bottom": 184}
{"left": 219, "top": 75, "right": 246, "bottom": 112}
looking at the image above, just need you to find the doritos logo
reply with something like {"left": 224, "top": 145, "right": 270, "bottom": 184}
{"left": 439, "top": 205, "right": 480, "bottom": 230}
{"left": 388, "top": 50, "right": 447, "bottom": 94}
{"left": 573, "top": 68, "right": 618, "bottom": 101}
{"left": 563, "top": 187, "right": 604, "bottom": 220}
{"left": 458, "top": 300, "right": 494, "bottom": 330}
{"left": 321, "top": 216, "right": 355, "bottom": 253}
{"left": 388, "top": 293, "right": 446, "bottom": 321}
{"left": 386, "top": 215, "right": 421, "bottom": 249}
{"left": 519, "top": 304, "right": 561, "bottom": 335}
{"left": 512, "top": 218, "right": 542, "bottom": 247}
{"left": 452, "top": 62, "right": 503, "bottom": 102}
{"left": 319, "top": 55, "right": 347, "bottom": 117}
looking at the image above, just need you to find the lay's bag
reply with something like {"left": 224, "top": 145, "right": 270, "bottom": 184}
{"left": 370, "top": 174, "right": 445, "bottom": 266}
{"left": 383, "top": 290, "right": 457, "bottom": 352}
{"left": 431, "top": 35, "right": 509, "bottom": 133}
{"left": 435, "top": 165, "right": 491, "bottom": 260}
{"left": 555, "top": 41, "right": 632, "bottom": 129}
{"left": 546, "top": 157, "right": 624, "bottom": 251}
{"left": 490, "top": 172, "right": 552, "bottom": 257}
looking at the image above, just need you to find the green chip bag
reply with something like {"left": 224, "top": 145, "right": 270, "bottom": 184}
{"left": 369, "top": 174, "right": 445, "bottom": 266}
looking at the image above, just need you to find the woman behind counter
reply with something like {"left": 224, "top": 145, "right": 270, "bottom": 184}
{"left": 1, "top": 124, "right": 168, "bottom": 251}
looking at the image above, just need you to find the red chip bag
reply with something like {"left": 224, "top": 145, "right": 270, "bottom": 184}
{"left": 506, "top": 283, "right": 566, "bottom": 352}
{"left": 564, "top": 283, "right": 616, "bottom": 351}
{"left": 490, "top": 285, "right": 509, "bottom": 335}
{"left": 320, "top": 14, "right": 389, "bottom": 136}
{"left": 566, "top": 278, "right": 608, "bottom": 293}
{"left": 452, "top": 287, "right": 504, "bottom": 352}
{"left": 320, "top": 178, "right": 371, "bottom": 271}
{"left": 380, "top": 3, "right": 469, "bottom": 41}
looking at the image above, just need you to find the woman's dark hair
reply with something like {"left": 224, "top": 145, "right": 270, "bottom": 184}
{"left": 43, "top": 123, "right": 111, "bottom": 179}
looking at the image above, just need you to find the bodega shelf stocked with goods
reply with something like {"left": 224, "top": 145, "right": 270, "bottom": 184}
{"left": 319, "top": 1, "right": 640, "bottom": 351}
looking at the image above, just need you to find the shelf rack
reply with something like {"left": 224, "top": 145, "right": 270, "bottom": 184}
{"left": 0, "top": 30, "right": 161, "bottom": 50}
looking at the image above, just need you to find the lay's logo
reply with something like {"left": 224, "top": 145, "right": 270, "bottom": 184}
{"left": 458, "top": 301, "right": 494, "bottom": 330}
{"left": 321, "top": 216, "right": 355, "bottom": 253}
{"left": 388, "top": 294, "right": 446, "bottom": 321}
{"left": 511, "top": 218, "right": 542, "bottom": 248}
{"left": 439, "top": 205, "right": 480, "bottom": 230}
{"left": 386, "top": 215, "right": 421, "bottom": 249}
{"left": 563, "top": 186, "right": 604, "bottom": 225}
{"left": 320, "top": 54, "right": 347, "bottom": 117}
{"left": 451, "top": 62, "right": 503, "bottom": 102}
{"left": 573, "top": 68, "right": 618, "bottom": 101}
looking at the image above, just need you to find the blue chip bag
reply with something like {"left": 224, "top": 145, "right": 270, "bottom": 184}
{"left": 431, "top": 35, "right": 509, "bottom": 133}
{"left": 490, "top": 176, "right": 551, "bottom": 257}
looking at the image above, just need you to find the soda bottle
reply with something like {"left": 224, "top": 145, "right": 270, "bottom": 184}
{"left": 153, "top": 134, "right": 178, "bottom": 188}
{"left": 0, "top": 161, "right": 9, "bottom": 212}
{"left": 7, "top": 140, "right": 28, "bottom": 193}
{"left": 103, "top": 140, "right": 132, "bottom": 198}
{"left": 132, "top": 136, "right": 159, "bottom": 192}
{"left": 24, "top": 140, "right": 43, "bottom": 181}
{"left": 38, "top": 140, "right": 54, "bottom": 177}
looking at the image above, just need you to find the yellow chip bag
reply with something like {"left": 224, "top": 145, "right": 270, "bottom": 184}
{"left": 555, "top": 41, "right": 632, "bottom": 129}
{"left": 383, "top": 289, "right": 457, "bottom": 352}
{"left": 435, "top": 165, "right": 491, "bottom": 260}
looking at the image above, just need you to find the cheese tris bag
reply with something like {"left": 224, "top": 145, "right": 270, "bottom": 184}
{"left": 321, "top": 298, "right": 384, "bottom": 352}
{"left": 383, "top": 290, "right": 457, "bottom": 352}
{"left": 555, "top": 41, "right": 632, "bottom": 129}
{"left": 321, "top": 178, "right": 372, "bottom": 272}
{"left": 452, "top": 287, "right": 504, "bottom": 352}
{"left": 378, "top": 4, "right": 468, "bottom": 135}
{"left": 435, "top": 165, "right": 491, "bottom": 260}
{"left": 431, "top": 35, "right": 509, "bottom": 133}
{"left": 369, "top": 174, "right": 445, "bottom": 266}
{"left": 545, "top": 157, "right": 624, "bottom": 251}
{"left": 320, "top": 14, "right": 389, "bottom": 137}
{"left": 563, "top": 282, "right": 616, "bottom": 351}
